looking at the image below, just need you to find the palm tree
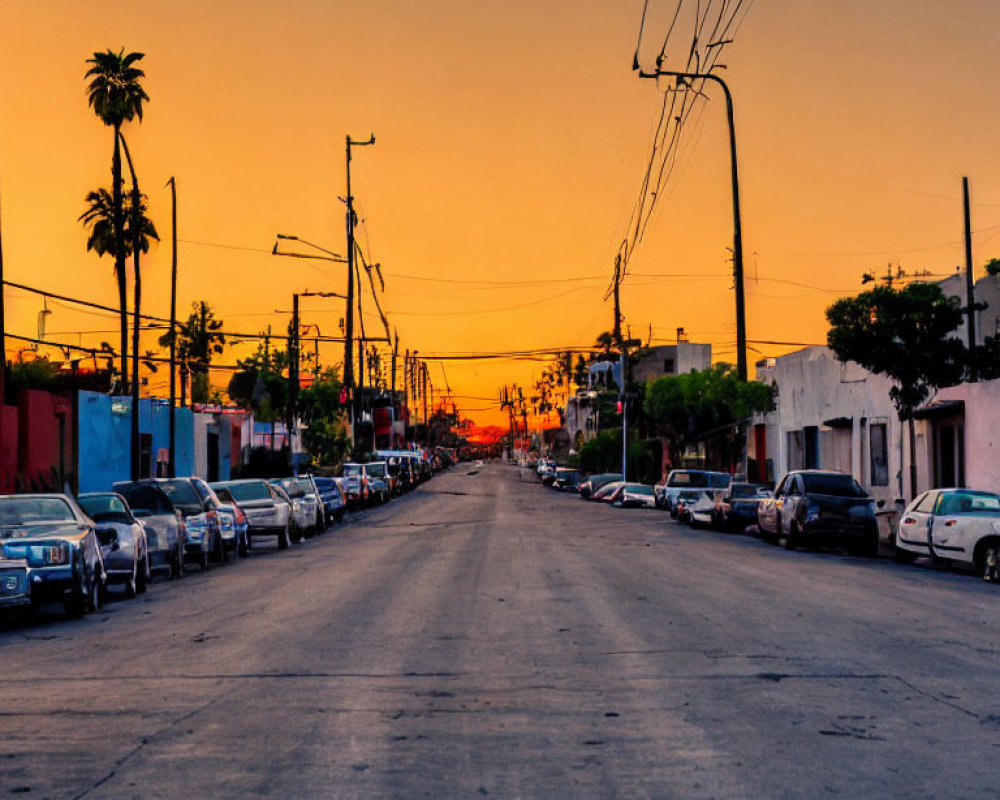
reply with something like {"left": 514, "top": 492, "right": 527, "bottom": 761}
{"left": 79, "top": 185, "right": 158, "bottom": 388}
{"left": 85, "top": 48, "right": 149, "bottom": 392}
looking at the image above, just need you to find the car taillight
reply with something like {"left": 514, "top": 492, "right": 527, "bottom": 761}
{"left": 944, "top": 519, "right": 957, "bottom": 527}
{"left": 901, "top": 517, "right": 915, "bottom": 526}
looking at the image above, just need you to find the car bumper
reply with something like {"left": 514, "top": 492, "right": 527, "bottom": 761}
{"left": 0, "top": 564, "right": 31, "bottom": 609}
{"left": 25, "top": 565, "right": 77, "bottom": 603}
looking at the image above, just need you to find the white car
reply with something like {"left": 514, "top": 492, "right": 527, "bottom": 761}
{"left": 895, "top": 488, "right": 1000, "bottom": 581}
{"left": 610, "top": 483, "right": 657, "bottom": 509}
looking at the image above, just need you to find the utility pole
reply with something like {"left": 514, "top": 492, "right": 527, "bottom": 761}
{"left": 963, "top": 177, "right": 977, "bottom": 378}
{"left": 637, "top": 67, "right": 747, "bottom": 380}
{"left": 344, "top": 133, "right": 375, "bottom": 401}
{"left": 620, "top": 346, "right": 628, "bottom": 482}
{"left": 612, "top": 252, "right": 623, "bottom": 346}
{"left": 166, "top": 177, "right": 177, "bottom": 477}
{"left": 290, "top": 292, "right": 300, "bottom": 438}
{"left": 422, "top": 361, "right": 429, "bottom": 426}
{"left": 0, "top": 189, "right": 6, "bottom": 407}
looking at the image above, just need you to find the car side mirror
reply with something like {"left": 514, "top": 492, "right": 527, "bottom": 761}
{"left": 877, "top": 499, "right": 886, "bottom": 509}
{"left": 96, "top": 527, "right": 118, "bottom": 548}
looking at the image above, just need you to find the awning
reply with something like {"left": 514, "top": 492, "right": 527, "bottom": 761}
{"left": 822, "top": 416, "right": 853, "bottom": 428}
{"left": 913, "top": 400, "right": 965, "bottom": 420}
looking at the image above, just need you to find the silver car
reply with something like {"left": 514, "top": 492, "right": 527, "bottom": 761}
{"left": 212, "top": 479, "right": 294, "bottom": 550}
{"left": 77, "top": 493, "right": 151, "bottom": 597}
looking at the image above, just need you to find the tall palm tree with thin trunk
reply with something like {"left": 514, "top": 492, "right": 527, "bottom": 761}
{"left": 85, "top": 48, "right": 148, "bottom": 393}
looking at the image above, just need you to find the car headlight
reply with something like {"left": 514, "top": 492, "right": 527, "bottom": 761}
{"left": 2, "top": 541, "right": 70, "bottom": 566}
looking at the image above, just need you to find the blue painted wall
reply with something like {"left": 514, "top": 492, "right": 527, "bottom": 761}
{"left": 77, "top": 392, "right": 196, "bottom": 492}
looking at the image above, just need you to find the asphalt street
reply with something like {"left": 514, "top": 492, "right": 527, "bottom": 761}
{"left": 2, "top": 462, "right": 999, "bottom": 799}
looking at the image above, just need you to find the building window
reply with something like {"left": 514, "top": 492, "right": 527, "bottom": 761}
{"left": 870, "top": 422, "right": 889, "bottom": 486}
{"left": 804, "top": 426, "right": 819, "bottom": 469}
{"left": 663, "top": 359, "right": 675, "bottom": 374}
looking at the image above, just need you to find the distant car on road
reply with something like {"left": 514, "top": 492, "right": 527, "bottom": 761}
{"left": 552, "top": 468, "right": 583, "bottom": 492}
{"left": 758, "top": 470, "right": 879, "bottom": 557}
{"left": 312, "top": 477, "right": 347, "bottom": 526}
{"left": 212, "top": 479, "right": 294, "bottom": 550}
{"left": 895, "top": 488, "right": 1000, "bottom": 582}
{"left": 591, "top": 481, "right": 625, "bottom": 503}
{"left": 578, "top": 473, "right": 622, "bottom": 500}
{"left": 656, "top": 470, "right": 731, "bottom": 515}
{"left": 609, "top": 483, "right": 657, "bottom": 508}
{"left": 112, "top": 481, "right": 186, "bottom": 579}
{"left": 711, "top": 483, "right": 771, "bottom": 531}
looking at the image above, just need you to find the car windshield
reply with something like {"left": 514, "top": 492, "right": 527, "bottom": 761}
{"left": 295, "top": 478, "right": 314, "bottom": 494}
{"left": 224, "top": 482, "right": 271, "bottom": 502}
{"left": 626, "top": 484, "right": 653, "bottom": 495}
{"left": 343, "top": 465, "right": 362, "bottom": 477}
{"left": 801, "top": 473, "right": 867, "bottom": 497}
{"left": 366, "top": 463, "right": 387, "bottom": 478}
{"left": 667, "top": 471, "right": 729, "bottom": 488}
{"left": 78, "top": 495, "right": 130, "bottom": 523}
{"left": 157, "top": 481, "right": 204, "bottom": 514}
{"left": 116, "top": 486, "right": 168, "bottom": 514}
{"left": 730, "top": 484, "right": 760, "bottom": 499}
{"left": 937, "top": 491, "right": 1000, "bottom": 514}
{"left": 0, "top": 496, "right": 76, "bottom": 525}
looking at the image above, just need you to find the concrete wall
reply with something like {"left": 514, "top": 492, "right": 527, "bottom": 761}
{"left": 924, "top": 378, "right": 1000, "bottom": 492}
{"left": 753, "top": 347, "right": 903, "bottom": 505}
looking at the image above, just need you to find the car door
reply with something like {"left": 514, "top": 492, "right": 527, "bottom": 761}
{"left": 760, "top": 476, "right": 786, "bottom": 534}
{"left": 898, "top": 491, "right": 937, "bottom": 553}
{"left": 927, "top": 491, "right": 994, "bottom": 565}
{"left": 781, "top": 475, "right": 803, "bottom": 534}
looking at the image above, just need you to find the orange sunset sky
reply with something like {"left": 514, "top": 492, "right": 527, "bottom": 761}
{"left": 2, "top": 1, "right": 1000, "bottom": 428}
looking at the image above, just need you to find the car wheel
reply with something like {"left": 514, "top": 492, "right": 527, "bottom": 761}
{"left": 781, "top": 522, "right": 798, "bottom": 550}
{"left": 199, "top": 550, "right": 209, "bottom": 572}
{"left": 238, "top": 534, "right": 249, "bottom": 558}
{"left": 979, "top": 540, "right": 1000, "bottom": 583}
{"left": 88, "top": 569, "right": 103, "bottom": 612}
{"left": 125, "top": 563, "right": 138, "bottom": 599}
{"left": 278, "top": 523, "right": 291, "bottom": 550}
{"left": 172, "top": 550, "right": 183, "bottom": 579}
{"left": 290, "top": 522, "right": 303, "bottom": 544}
{"left": 335, "top": 509, "right": 345, "bottom": 524}
{"left": 65, "top": 565, "right": 89, "bottom": 618}
{"left": 137, "top": 556, "right": 150, "bottom": 593}
{"left": 213, "top": 533, "right": 228, "bottom": 563}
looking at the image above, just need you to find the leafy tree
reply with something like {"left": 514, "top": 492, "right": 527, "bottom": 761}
{"left": 85, "top": 48, "right": 148, "bottom": 390}
{"left": 297, "top": 367, "right": 350, "bottom": 467}
{"left": 826, "top": 282, "right": 966, "bottom": 496}
{"left": 578, "top": 428, "right": 622, "bottom": 475}
{"left": 160, "top": 301, "right": 226, "bottom": 404}
{"left": 645, "top": 364, "right": 773, "bottom": 468}
{"left": 985, "top": 258, "right": 1000, "bottom": 277}
{"left": 227, "top": 339, "right": 290, "bottom": 422}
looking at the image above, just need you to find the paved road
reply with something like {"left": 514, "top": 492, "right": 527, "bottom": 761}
{"left": 3, "top": 463, "right": 999, "bottom": 799}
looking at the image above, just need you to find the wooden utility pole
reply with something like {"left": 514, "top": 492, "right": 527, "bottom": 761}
{"left": 167, "top": 177, "right": 177, "bottom": 477}
{"left": 963, "top": 177, "right": 977, "bottom": 378}
{"left": 0, "top": 190, "right": 6, "bottom": 407}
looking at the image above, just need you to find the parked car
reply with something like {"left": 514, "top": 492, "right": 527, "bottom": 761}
{"left": 895, "top": 488, "right": 1000, "bottom": 582}
{"left": 686, "top": 490, "right": 720, "bottom": 527}
{"left": 124, "top": 478, "right": 222, "bottom": 570}
{"left": 112, "top": 481, "right": 186, "bottom": 578}
{"left": 77, "top": 492, "right": 151, "bottom": 597}
{"left": 384, "top": 456, "right": 413, "bottom": 494}
{"left": 591, "top": 480, "right": 625, "bottom": 502}
{"left": 656, "top": 470, "right": 732, "bottom": 516}
{"left": 579, "top": 473, "right": 623, "bottom": 500}
{"left": 0, "top": 494, "right": 106, "bottom": 617}
{"left": 212, "top": 479, "right": 293, "bottom": 549}
{"left": 552, "top": 468, "right": 583, "bottom": 492}
{"left": 362, "top": 462, "right": 393, "bottom": 504}
{"left": 537, "top": 458, "right": 557, "bottom": 484}
{"left": 312, "top": 477, "right": 347, "bottom": 525}
{"left": 340, "top": 463, "right": 371, "bottom": 510}
{"left": 711, "top": 483, "right": 771, "bottom": 531}
{"left": 758, "top": 470, "right": 879, "bottom": 556}
{"left": 609, "top": 483, "right": 657, "bottom": 508}
{"left": 271, "top": 477, "right": 323, "bottom": 536}
{"left": 674, "top": 489, "right": 708, "bottom": 524}
{"left": 0, "top": 557, "right": 31, "bottom": 612}
{"left": 209, "top": 485, "right": 252, "bottom": 557}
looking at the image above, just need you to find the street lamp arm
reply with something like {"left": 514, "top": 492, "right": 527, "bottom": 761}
{"left": 273, "top": 235, "right": 347, "bottom": 262}
{"left": 271, "top": 244, "right": 348, "bottom": 264}
{"left": 635, "top": 65, "right": 747, "bottom": 382}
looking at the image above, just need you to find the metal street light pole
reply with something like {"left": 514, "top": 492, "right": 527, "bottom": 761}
{"left": 637, "top": 67, "right": 747, "bottom": 381}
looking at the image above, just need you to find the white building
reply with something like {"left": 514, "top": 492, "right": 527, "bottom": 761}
{"left": 751, "top": 345, "right": 1000, "bottom": 506}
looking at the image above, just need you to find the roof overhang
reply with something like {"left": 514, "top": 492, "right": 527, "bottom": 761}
{"left": 913, "top": 399, "right": 965, "bottom": 420}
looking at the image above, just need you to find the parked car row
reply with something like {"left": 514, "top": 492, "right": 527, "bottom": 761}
{"left": 536, "top": 461, "right": 1000, "bottom": 585}
{"left": 0, "top": 449, "right": 453, "bottom": 622}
